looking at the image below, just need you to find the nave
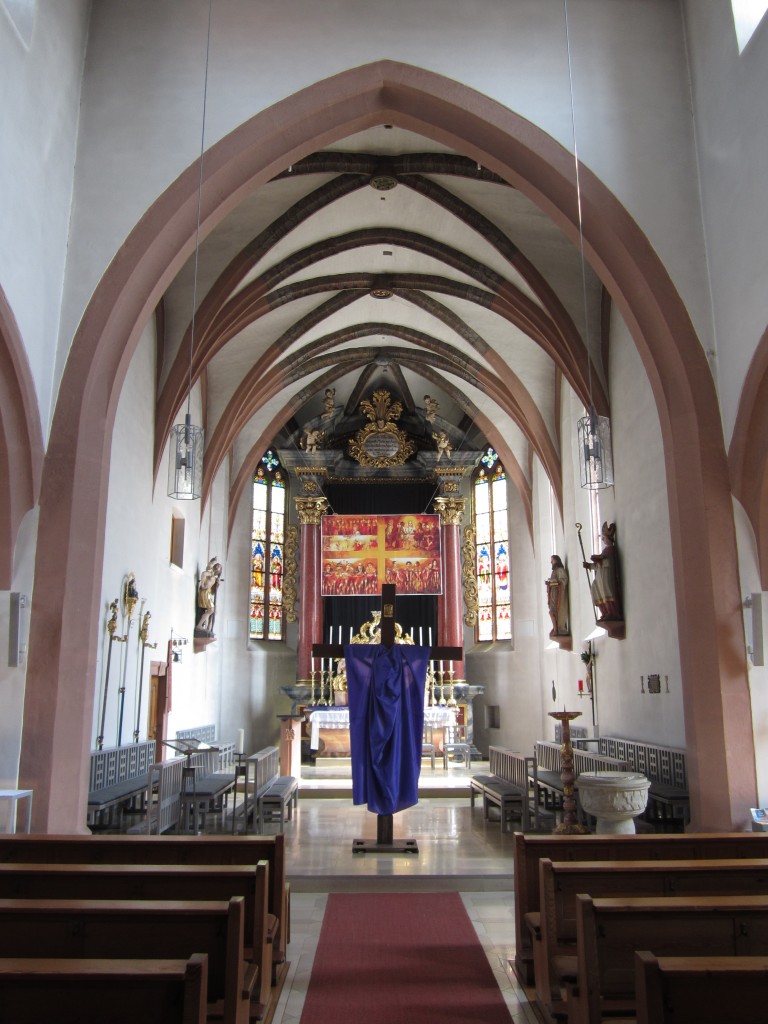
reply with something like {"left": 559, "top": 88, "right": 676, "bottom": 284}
{"left": 268, "top": 785, "right": 534, "bottom": 1024}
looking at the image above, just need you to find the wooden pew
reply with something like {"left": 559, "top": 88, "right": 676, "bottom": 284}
{"left": 511, "top": 830, "right": 768, "bottom": 985}
{"left": 0, "top": 832, "right": 288, "bottom": 968}
{"left": 0, "top": 860, "right": 273, "bottom": 1012}
{"left": 634, "top": 951, "right": 768, "bottom": 1024}
{"left": 535, "top": 857, "right": 768, "bottom": 1022}
{"left": 572, "top": 893, "right": 768, "bottom": 1024}
{"left": 0, "top": 896, "right": 253, "bottom": 1024}
{"left": 0, "top": 954, "right": 209, "bottom": 1024}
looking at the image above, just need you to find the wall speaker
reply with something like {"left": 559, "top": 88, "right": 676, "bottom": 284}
{"left": 8, "top": 592, "right": 27, "bottom": 668}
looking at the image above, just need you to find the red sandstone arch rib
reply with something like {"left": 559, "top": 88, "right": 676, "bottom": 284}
{"left": 0, "top": 289, "right": 44, "bottom": 588}
{"left": 156, "top": 234, "right": 602, "bottom": 464}
{"left": 729, "top": 326, "right": 768, "bottom": 588}
{"left": 22, "top": 59, "right": 752, "bottom": 833}
{"left": 200, "top": 331, "right": 558, "bottom": 509}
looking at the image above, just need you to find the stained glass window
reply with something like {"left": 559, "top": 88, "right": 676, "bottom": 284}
{"left": 473, "top": 448, "right": 511, "bottom": 641}
{"left": 250, "top": 450, "right": 286, "bottom": 640}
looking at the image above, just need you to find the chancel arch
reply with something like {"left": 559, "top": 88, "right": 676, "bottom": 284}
{"left": 18, "top": 59, "right": 752, "bottom": 833}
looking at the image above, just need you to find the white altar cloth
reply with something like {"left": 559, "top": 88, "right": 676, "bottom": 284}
{"left": 309, "top": 706, "right": 456, "bottom": 750}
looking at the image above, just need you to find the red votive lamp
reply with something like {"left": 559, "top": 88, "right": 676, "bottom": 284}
{"left": 578, "top": 679, "right": 583, "bottom": 693}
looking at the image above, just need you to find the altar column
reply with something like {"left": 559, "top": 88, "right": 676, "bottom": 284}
{"left": 295, "top": 496, "right": 328, "bottom": 681}
{"left": 434, "top": 496, "right": 465, "bottom": 677}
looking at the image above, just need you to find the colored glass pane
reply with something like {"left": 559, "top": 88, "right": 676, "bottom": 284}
{"left": 473, "top": 455, "right": 510, "bottom": 642}
{"left": 249, "top": 451, "right": 287, "bottom": 640}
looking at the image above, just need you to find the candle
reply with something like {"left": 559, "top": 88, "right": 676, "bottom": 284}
{"left": 428, "top": 628, "right": 432, "bottom": 646}
{"left": 349, "top": 626, "right": 354, "bottom": 642}
{"left": 236, "top": 729, "right": 244, "bottom": 754}
{"left": 338, "top": 625, "right": 342, "bottom": 645}
{"left": 311, "top": 656, "right": 316, "bottom": 676}
{"left": 578, "top": 679, "right": 583, "bottom": 693}
{"left": 439, "top": 661, "right": 444, "bottom": 675}
{"left": 419, "top": 627, "right": 424, "bottom": 646}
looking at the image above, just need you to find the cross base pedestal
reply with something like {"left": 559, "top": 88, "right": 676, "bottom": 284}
{"left": 352, "top": 837, "right": 419, "bottom": 854}
{"left": 352, "top": 811, "right": 419, "bottom": 854}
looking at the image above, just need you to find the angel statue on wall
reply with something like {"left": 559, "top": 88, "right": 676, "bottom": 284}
{"left": 302, "top": 428, "right": 325, "bottom": 453}
{"left": 424, "top": 395, "right": 439, "bottom": 423}
{"left": 432, "top": 429, "right": 453, "bottom": 461}
{"left": 323, "top": 388, "right": 336, "bottom": 418}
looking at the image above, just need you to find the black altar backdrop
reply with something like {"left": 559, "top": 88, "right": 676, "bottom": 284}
{"left": 323, "top": 482, "right": 438, "bottom": 644}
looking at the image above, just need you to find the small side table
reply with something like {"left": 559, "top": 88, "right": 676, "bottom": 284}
{"left": 0, "top": 789, "right": 33, "bottom": 834}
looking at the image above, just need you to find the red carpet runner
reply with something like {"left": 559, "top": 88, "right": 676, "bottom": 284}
{"left": 299, "top": 892, "right": 513, "bottom": 1023}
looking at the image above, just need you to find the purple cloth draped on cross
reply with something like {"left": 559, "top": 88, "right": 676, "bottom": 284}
{"left": 345, "top": 643, "right": 430, "bottom": 815}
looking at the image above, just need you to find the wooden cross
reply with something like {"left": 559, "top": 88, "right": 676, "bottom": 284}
{"left": 311, "top": 582, "right": 463, "bottom": 853}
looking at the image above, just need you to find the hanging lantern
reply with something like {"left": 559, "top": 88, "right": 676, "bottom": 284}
{"left": 168, "top": 412, "right": 204, "bottom": 499}
{"left": 577, "top": 409, "right": 613, "bottom": 489}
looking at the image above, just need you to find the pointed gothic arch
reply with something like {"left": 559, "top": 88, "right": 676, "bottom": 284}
{"left": 20, "top": 59, "right": 753, "bottom": 832}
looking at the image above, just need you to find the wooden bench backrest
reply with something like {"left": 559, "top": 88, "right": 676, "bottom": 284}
{"left": 634, "top": 951, "right": 768, "bottom": 1024}
{"left": 598, "top": 736, "right": 687, "bottom": 789}
{"left": 0, "top": 897, "right": 246, "bottom": 1024}
{"left": 0, "top": 832, "right": 287, "bottom": 962}
{"left": 577, "top": 894, "right": 768, "bottom": 1024}
{"left": 0, "top": 859, "right": 269, "bottom": 1002}
{"left": 541, "top": 856, "right": 768, "bottom": 945}
{"left": 488, "top": 747, "right": 533, "bottom": 789}
{"left": 511, "top": 831, "right": 768, "bottom": 985}
{"left": 89, "top": 741, "right": 156, "bottom": 792}
{"left": 0, "top": 954, "right": 208, "bottom": 1024}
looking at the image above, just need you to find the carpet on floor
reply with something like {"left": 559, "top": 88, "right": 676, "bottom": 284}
{"left": 299, "top": 892, "right": 513, "bottom": 1024}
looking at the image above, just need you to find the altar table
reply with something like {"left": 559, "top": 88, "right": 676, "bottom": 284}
{"left": 309, "top": 707, "right": 456, "bottom": 754}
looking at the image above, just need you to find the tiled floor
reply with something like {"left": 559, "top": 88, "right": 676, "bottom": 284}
{"left": 265, "top": 762, "right": 539, "bottom": 1023}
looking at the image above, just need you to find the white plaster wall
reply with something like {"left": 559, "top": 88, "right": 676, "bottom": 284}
{"left": 0, "top": 0, "right": 89, "bottom": 439}
{"left": 682, "top": 0, "right": 768, "bottom": 444}
{"left": 733, "top": 500, "right": 768, "bottom": 805}
{"left": 52, "top": 0, "right": 713, "bottom": 406}
{"left": 0, "top": 507, "right": 38, "bottom": 824}
{"left": 97, "top": 318, "right": 217, "bottom": 751}
{"left": 584, "top": 307, "right": 685, "bottom": 746}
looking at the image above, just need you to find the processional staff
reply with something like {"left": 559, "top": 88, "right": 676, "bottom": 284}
{"left": 133, "top": 610, "right": 157, "bottom": 742}
{"left": 97, "top": 598, "right": 124, "bottom": 751}
{"left": 117, "top": 573, "right": 139, "bottom": 746}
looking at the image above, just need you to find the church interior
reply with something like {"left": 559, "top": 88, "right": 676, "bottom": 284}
{"left": 2, "top": 0, "right": 768, "bottom": 1018}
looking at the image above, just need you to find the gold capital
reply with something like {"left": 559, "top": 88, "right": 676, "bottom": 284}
{"left": 433, "top": 496, "right": 465, "bottom": 527}
{"left": 295, "top": 496, "right": 329, "bottom": 526}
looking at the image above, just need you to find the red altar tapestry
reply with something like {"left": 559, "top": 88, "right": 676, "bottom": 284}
{"left": 320, "top": 514, "right": 442, "bottom": 596}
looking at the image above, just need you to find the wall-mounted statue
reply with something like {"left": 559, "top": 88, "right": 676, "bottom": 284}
{"left": 196, "top": 558, "right": 223, "bottom": 634}
{"left": 583, "top": 522, "right": 623, "bottom": 621}
{"left": 546, "top": 555, "right": 569, "bottom": 635}
{"left": 424, "top": 395, "right": 439, "bottom": 423}
{"left": 323, "top": 388, "right": 336, "bottom": 418}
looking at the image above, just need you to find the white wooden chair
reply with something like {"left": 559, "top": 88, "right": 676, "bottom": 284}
{"left": 442, "top": 724, "right": 471, "bottom": 769}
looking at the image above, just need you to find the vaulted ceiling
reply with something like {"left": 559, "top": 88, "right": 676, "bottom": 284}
{"left": 156, "top": 125, "right": 607, "bottom": 529}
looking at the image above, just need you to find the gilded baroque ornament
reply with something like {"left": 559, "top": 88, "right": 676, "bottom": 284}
{"left": 348, "top": 389, "right": 416, "bottom": 468}
{"left": 461, "top": 525, "right": 479, "bottom": 627}
{"left": 433, "top": 495, "right": 465, "bottom": 527}
{"left": 282, "top": 525, "right": 299, "bottom": 623}
{"left": 295, "top": 496, "right": 328, "bottom": 526}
